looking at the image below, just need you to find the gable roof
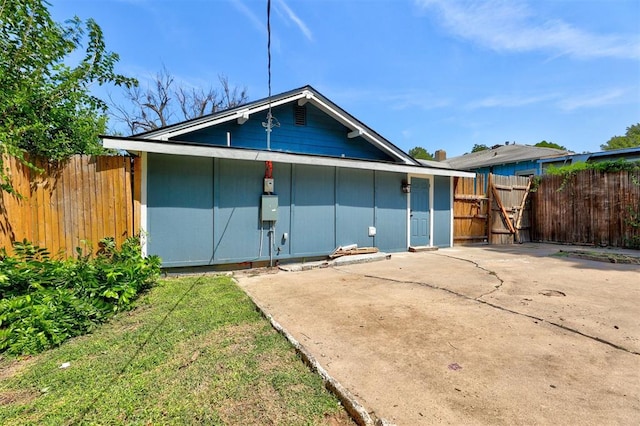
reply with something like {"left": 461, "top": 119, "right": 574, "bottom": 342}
{"left": 101, "top": 86, "right": 475, "bottom": 178}
{"left": 444, "top": 144, "right": 570, "bottom": 170}
{"left": 136, "top": 85, "right": 418, "bottom": 166}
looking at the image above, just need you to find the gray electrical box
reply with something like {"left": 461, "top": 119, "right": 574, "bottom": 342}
{"left": 264, "top": 178, "right": 274, "bottom": 193}
{"left": 261, "top": 195, "right": 278, "bottom": 221}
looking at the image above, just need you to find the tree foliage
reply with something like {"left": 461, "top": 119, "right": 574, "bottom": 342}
{"left": 408, "top": 146, "right": 434, "bottom": 160}
{"left": 111, "top": 67, "right": 249, "bottom": 134}
{"left": 0, "top": 0, "right": 135, "bottom": 192}
{"left": 535, "top": 140, "right": 566, "bottom": 150}
{"left": 601, "top": 123, "right": 640, "bottom": 151}
{"left": 471, "top": 143, "right": 489, "bottom": 153}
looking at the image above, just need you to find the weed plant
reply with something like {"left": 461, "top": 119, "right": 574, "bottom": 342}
{"left": 0, "top": 236, "right": 161, "bottom": 355}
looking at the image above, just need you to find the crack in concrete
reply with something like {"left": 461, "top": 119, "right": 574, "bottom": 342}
{"left": 333, "top": 266, "right": 640, "bottom": 357}
{"left": 434, "top": 253, "right": 505, "bottom": 299}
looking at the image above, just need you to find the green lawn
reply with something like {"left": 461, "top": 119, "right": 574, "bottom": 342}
{"left": 0, "top": 275, "right": 352, "bottom": 425}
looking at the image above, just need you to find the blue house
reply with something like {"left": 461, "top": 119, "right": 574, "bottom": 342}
{"left": 443, "top": 143, "right": 569, "bottom": 178}
{"left": 538, "top": 146, "right": 640, "bottom": 172}
{"left": 102, "top": 86, "right": 473, "bottom": 267}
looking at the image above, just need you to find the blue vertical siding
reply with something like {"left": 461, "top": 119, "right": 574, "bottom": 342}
{"left": 290, "top": 164, "right": 336, "bottom": 256}
{"left": 475, "top": 161, "right": 538, "bottom": 179}
{"left": 213, "top": 159, "right": 264, "bottom": 262}
{"left": 374, "top": 171, "right": 408, "bottom": 252}
{"left": 336, "top": 168, "right": 375, "bottom": 247}
{"left": 146, "top": 156, "right": 449, "bottom": 266}
{"left": 433, "top": 176, "right": 451, "bottom": 247}
{"left": 147, "top": 154, "right": 214, "bottom": 267}
{"left": 172, "top": 104, "right": 394, "bottom": 161}
{"left": 272, "top": 163, "right": 292, "bottom": 259}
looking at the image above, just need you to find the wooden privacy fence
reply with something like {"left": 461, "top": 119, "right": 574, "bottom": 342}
{"left": 531, "top": 169, "right": 640, "bottom": 248}
{"left": 454, "top": 173, "right": 532, "bottom": 245}
{"left": 0, "top": 155, "right": 140, "bottom": 257}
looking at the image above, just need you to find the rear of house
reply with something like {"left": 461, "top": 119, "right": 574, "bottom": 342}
{"left": 103, "top": 86, "right": 473, "bottom": 267}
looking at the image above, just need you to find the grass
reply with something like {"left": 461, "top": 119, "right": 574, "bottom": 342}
{"left": 0, "top": 275, "right": 353, "bottom": 425}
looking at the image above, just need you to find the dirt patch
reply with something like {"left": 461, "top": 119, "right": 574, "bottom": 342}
{"left": 0, "top": 389, "right": 39, "bottom": 406}
{"left": 558, "top": 250, "right": 640, "bottom": 264}
{"left": 0, "top": 356, "right": 35, "bottom": 381}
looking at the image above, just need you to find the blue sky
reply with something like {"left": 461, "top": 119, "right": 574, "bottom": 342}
{"left": 50, "top": 0, "right": 640, "bottom": 157}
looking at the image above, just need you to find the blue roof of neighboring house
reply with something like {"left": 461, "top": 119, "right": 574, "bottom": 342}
{"left": 538, "top": 146, "right": 640, "bottom": 164}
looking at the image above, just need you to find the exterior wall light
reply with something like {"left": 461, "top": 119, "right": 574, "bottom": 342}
{"left": 402, "top": 180, "right": 411, "bottom": 193}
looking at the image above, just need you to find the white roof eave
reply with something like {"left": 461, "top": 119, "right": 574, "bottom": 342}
{"left": 102, "top": 137, "right": 475, "bottom": 178}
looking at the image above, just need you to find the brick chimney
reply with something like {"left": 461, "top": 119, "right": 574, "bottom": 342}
{"left": 435, "top": 149, "right": 446, "bottom": 161}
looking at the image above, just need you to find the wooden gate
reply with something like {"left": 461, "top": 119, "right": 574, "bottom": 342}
{"left": 488, "top": 174, "right": 532, "bottom": 244}
{"left": 454, "top": 173, "right": 532, "bottom": 245}
{"left": 453, "top": 174, "right": 488, "bottom": 244}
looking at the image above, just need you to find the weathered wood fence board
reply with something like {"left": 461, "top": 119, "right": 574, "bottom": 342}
{"left": 0, "top": 155, "right": 139, "bottom": 257}
{"left": 532, "top": 170, "right": 640, "bottom": 248}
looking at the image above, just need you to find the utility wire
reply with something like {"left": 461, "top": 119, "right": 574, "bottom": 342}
{"left": 267, "top": 0, "right": 272, "bottom": 100}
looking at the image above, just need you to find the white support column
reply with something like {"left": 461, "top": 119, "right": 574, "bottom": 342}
{"left": 140, "top": 152, "right": 148, "bottom": 257}
{"left": 450, "top": 176, "right": 454, "bottom": 247}
{"left": 406, "top": 174, "right": 411, "bottom": 250}
{"left": 428, "top": 175, "right": 434, "bottom": 247}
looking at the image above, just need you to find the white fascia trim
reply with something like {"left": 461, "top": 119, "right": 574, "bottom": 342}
{"left": 103, "top": 137, "right": 475, "bottom": 178}
{"left": 143, "top": 92, "right": 309, "bottom": 140}
{"left": 307, "top": 96, "right": 415, "bottom": 165}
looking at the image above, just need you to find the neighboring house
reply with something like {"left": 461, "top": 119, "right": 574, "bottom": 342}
{"left": 443, "top": 143, "right": 570, "bottom": 178}
{"left": 102, "top": 86, "right": 473, "bottom": 267}
{"left": 538, "top": 146, "right": 640, "bottom": 172}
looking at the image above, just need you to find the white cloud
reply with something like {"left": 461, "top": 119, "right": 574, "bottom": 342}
{"left": 415, "top": 0, "right": 640, "bottom": 59}
{"left": 275, "top": 0, "right": 314, "bottom": 42}
{"left": 557, "top": 88, "right": 628, "bottom": 111}
{"left": 463, "top": 87, "right": 632, "bottom": 111}
{"left": 231, "top": 0, "right": 265, "bottom": 33}
{"left": 466, "top": 93, "right": 558, "bottom": 109}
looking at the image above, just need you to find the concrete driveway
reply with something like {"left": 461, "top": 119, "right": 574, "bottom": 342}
{"left": 236, "top": 244, "right": 640, "bottom": 425}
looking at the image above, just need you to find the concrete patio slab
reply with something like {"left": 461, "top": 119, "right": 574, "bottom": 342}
{"left": 236, "top": 244, "right": 640, "bottom": 425}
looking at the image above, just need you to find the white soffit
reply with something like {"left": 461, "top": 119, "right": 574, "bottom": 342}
{"left": 102, "top": 137, "right": 475, "bottom": 178}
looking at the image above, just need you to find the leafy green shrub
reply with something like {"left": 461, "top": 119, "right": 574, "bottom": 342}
{"left": 545, "top": 159, "right": 640, "bottom": 177}
{"left": 0, "top": 236, "right": 161, "bottom": 355}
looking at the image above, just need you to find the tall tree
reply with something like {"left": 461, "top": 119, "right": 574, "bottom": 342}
{"left": 408, "top": 146, "right": 434, "bottom": 160}
{"left": 535, "top": 141, "right": 567, "bottom": 150}
{"left": 600, "top": 123, "right": 640, "bottom": 150}
{"left": 0, "top": 0, "right": 135, "bottom": 192}
{"left": 111, "top": 68, "right": 248, "bottom": 134}
{"left": 0, "top": 0, "right": 135, "bottom": 159}
{"left": 471, "top": 144, "right": 489, "bottom": 153}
